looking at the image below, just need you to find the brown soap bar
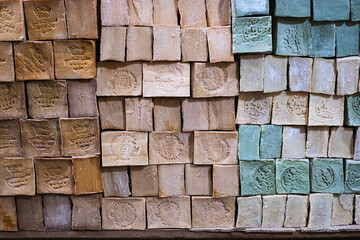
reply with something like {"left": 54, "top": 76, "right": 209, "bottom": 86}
{"left": 54, "top": 40, "right": 96, "bottom": 79}
{"left": 102, "top": 167, "right": 131, "bottom": 197}
{"left": 35, "top": 158, "right": 74, "bottom": 194}
{"left": 0, "top": 82, "right": 27, "bottom": 120}
{"left": 100, "top": 27, "right": 126, "bottom": 62}
{"left": 179, "top": 0, "right": 207, "bottom": 28}
{"left": 206, "top": 0, "right": 231, "bottom": 26}
{"left": 125, "top": 97, "right": 153, "bottom": 131}
{"left": 65, "top": 0, "right": 98, "bottom": 39}
{"left": 0, "top": 0, "right": 25, "bottom": 41}
{"left": 43, "top": 194, "right": 71, "bottom": 230}
{"left": 185, "top": 164, "right": 212, "bottom": 196}
{"left": 153, "top": 25, "right": 181, "bottom": 61}
{"left": 27, "top": 80, "right": 68, "bottom": 119}
{"left": 0, "top": 158, "right": 35, "bottom": 196}
{"left": 24, "top": 0, "right": 67, "bottom": 40}
{"left": 59, "top": 117, "right": 100, "bottom": 157}
{"left": 182, "top": 98, "right": 209, "bottom": 131}
{"left": 0, "top": 42, "right": 15, "bottom": 82}
{"left": 20, "top": 119, "right": 61, "bottom": 158}
{"left": 71, "top": 194, "right": 101, "bottom": 230}
{"left": 14, "top": 41, "right": 54, "bottom": 81}
{"left": 153, "top": 0, "right": 178, "bottom": 25}
{"left": 16, "top": 196, "right": 44, "bottom": 230}
{"left": 67, "top": 79, "right": 98, "bottom": 118}
{"left": 208, "top": 97, "right": 236, "bottom": 130}
{"left": 126, "top": 26, "right": 152, "bottom": 61}
{"left": 207, "top": 26, "right": 234, "bottom": 63}
{"left": 0, "top": 120, "right": 22, "bottom": 158}
{"left": 128, "top": 0, "right": 153, "bottom": 26}
{"left": 73, "top": 156, "right": 103, "bottom": 194}
{"left": 153, "top": 98, "right": 181, "bottom": 131}
{"left": 98, "top": 97, "right": 126, "bottom": 130}
{"left": 0, "top": 197, "right": 18, "bottom": 231}
{"left": 158, "top": 164, "right": 185, "bottom": 197}
{"left": 101, "top": 0, "right": 129, "bottom": 26}
{"left": 130, "top": 166, "right": 158, "bottom": 197}
{"left": 181, "top": 28, "right": 208, "bottom": 62}
{"left": 213, "top": 165, "right": 239, "bottom": 198}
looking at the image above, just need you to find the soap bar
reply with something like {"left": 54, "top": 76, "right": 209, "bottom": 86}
{"left": 240, "top": 160, "right": 275, "bottom": 196}
{"left": 0, "top": 197, "right": 17, "bottom": 231}
{"left": 153, "top": 98, "right": 181, "bottom": 131}
{"left": 284, "top": 195, "right": 308, "bottom": 227}
{"left": 178, "top": 0, "right": 207, "bottom": 28}
{"left": 288, "top": 57, "right": 312, "bottom": 92}
{"left": 126, "top": 26, "right": 152, "bottom": 61}
{"left": 310, "top": 23, "right": 335, "bottom": 58}
{"left": 313, "top": 0, "right": 350, "bottom": 21}
{"left": 310, "top": 158, "right": 344, "bottom": 194}
{"left": 311, "top": 58, "right": 336, "bottom": 95}
{"left": 328, "top": 127, "right": 354, "bottom": 158}
{"left": 71, "top": 194, "right": 101, "bottom": 230}
{"left": 275, "top": 0, "right": 310, "bottom": 17}
{"left": 181, "top": 28, "right": 208, "bottom": 62}
{"left": 308, "top": 194, "right": 333, "bottom": 229}
{"left": 262, "top": 195, "right": 286, "bottom": 228}
{"left": 346, "top": 93, "right": 360, "bottom": 126}
{"left": 125, "top": 97, "right": 153, "bottom": 131}
{"left": 213, "top": 165, "right": 239, "bottom": 198}
{"left": 0, "top": 82, "right": 26, "bottom": 120}
{"left": 282, "top": 126, "right": 306, "bottom": 158}
{"left": 356, "top": 195, "right": 360, "bottom": 224}
{"left": 43, "top": 195, "right": 71, "bottom": 230}
{"left": 308, "top": 94, "right": 344, "bottom": 126}
{"left": 236, "top": 196, "right": 262, "bottom": 228}
{"left": 208, "top": 97, "right": 236, "bottom": 131}
{"left": 331, "top": 194, "right": 354, "bottom": 226}
{"left": 236, "top": 92, "right": 272, "bottom": 125}
{"left": 16, "top": 196, "right": 44, "bottom": 230}
{"left": 207, "top": 26, "right": 234, "bottom": 63}
{"left": 100, "top": 27, "right": 126, "bottom": 62}
{"left": 336, "top": 57, "right": 359, "bottom": 96}
{"left": 153, "top": 0, "right": 178, "bottom": 25}
{"left": 158, "top": 164, "right": 185, "bottom": 197}
{"left": 182, "top": 98, "right": 209, "bottom": 131}
{"left": 153, "top": 25, "right": 181, "bottom": 61}
{"left": 100, "top": 0, "right": 129, "bottom": 26}
{"left": 0, "top": 120, "right": 22, "bottom": 158}
{"left": 101, "top": 167, "right": 131, "bottom": 197}
{"left": 206, "top": 0, "right": 231, "bottom": 26}
{"left": 355, "top": 128, "right": 360, "bottom": 160}
{"left": 232, "top": 16, "right": 272, "bottom": 54}
{"left": 0, "top": 42, "right": 15, "bottom": 82}
{"left": 275, "top": 18, "right": 310, "bottom": 56}
{"left": 231, "top": 0, "right": 269, "bottom": 17}
{"left": 98, "top": 97, "right": 126, "bottom": 130}
{"left": 263, "top": 55, "right": 287, "bottom": 93}
{"left": 345, "top": 160, "right": 360, "bottom": 193}
{"left": 185, "top": 164, "right": 212, "bottom": 196}
{"left": 0, "top": 0, "right": 25, "bottom": 41}
{"left": 130, "top": 166, "right": 158, "bottom": 197}
{"left": 128, "top": 0, "right": 153, "bottom": 26}
{"left": 276, "top": 159, "right": 310, "bottom": 194}
{"left": 352, "top": 0, "right": 360, "bottom": 21}
{"left": 238, "top": 125, "right": 260, "bottom": 160}
{"left": 239, "top": 55, "right": 264, "bottom": 92}
{"left": 260, "top": 125, "right": 282, "bottom": 159}
{"left": 336, "top": 23, "right": 359, "bottom": 57}
{"left": 306, "top": 127, "right": 329, "bottom": 158}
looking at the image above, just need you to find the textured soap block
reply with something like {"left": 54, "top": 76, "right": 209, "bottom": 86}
{"left": 260, "top": 125, "right": 282, "bottom": 159}
{"left": 100, "top": 27, "right": 126, "bottom": 62}
{"left": 100, "top": 0, "right": 129, "bottom": 26}
{"left": 275, "top": 0, "right": 310, "bottom": 17}
{"left": 153, "top": 0, "right": 178, "bottom": 25}
{"left": 284, "top": 195, "right": 308, "bottom": 227}
{"left": 345, "top": 160, "right": 360, "bottom": 193}
{"left": 0, "top": 42, "right": 15, "bottom": 82}
{"left": 181, "top": 28, "right": 208, "bottom": 62}
{"left": 232, "top": 16, "right": 272, "bottom": 54}
{"left": 275, "top": 18, "right": 310, "bottom": 56}
{"left": 288, "top": 57, "right": 312, "bottom": 92}
{"left": 130, "top": 166, "right": 159, "bottom": 197}
{"left": 0, "top": 0, "right": 25, "bottom": 41}
{"left": 276, "top": 159, "right": 310, "bottom": 194}
{"left": 125, "top": 97, "right": 153, "bottom": 131}
{"left": 0, "top": 120, "right": 22, "bottom": 158}
{"left": 206, "top": 0, "right": 231, "bottom": 26}
{"left": 213, "top": 165, "right": 239, "bottom": 198}
{"left": 352, "top": 0, "right": 360, "bottom": 21}
{"left": 73, "top": 157, "right": 103, "bottom": 195}
{"left": 71, "top": 194, "right": 101, "bottom": 230}
{"left": 0, "top": 197, "right": 18, "bottom": 231}
{"left": 16, "top": 196, "right": 44, "bottom": 231}
{"left": 185, "top": 164, "right": 212, "bottom": 196}
{"left": 311, "top": 58, "right": 336, "bottom": 95}
{"left": 328, "top": 127, "right": 354, "bottom": 158}
{"left": 306, "top": 127, "right": 329, "bottom": 158}
{"left": 178, "top": 0, "right": 207, "bottom": 28}
{"left": 239, "top": 55, "right": 264, "bottom": 92}
{"left": 262, "top": 195, "right": 286, "bottom": 228}
{"left": 263, "top": 55, "right": 288, "bottom": 93}
{"left": 236, "top": 196, "right": 262, "bottom": 228}
{"left": 158, "top": 164, "right": 185, "bottom": 197}
{"left": 101, "top": 167, "right": 131, "bottom": 197}
{"left": 308, "top": 94, "right": 344, "bottom": 126}
{"left": 346, "top": 93, "right": 360, "bottom": 126}
{"left": 231, "top": 0, "right": 269, "bottom": 17}
{"left": 126, "top": 26, "right": 152, "bottom": 61}
{"left": 337, "top": 57, "right": 359, "bottom": 95}
{"left": 128, "top": 0, "right": 153, "bottom": 26}
{"left": 98, "top": 97, "right": 125, "bottom": 130}
{"left": 238, "top": 125, "right": 260, "bottom": 160}
{"left": 153, "top": 25, "right": 181, "bottom": 61}
{"left": 43, "top": 195, "right": 71, "bottom": 230}
{"left": 308, "top": 193, "right": 333, "bottom": 229}
{"left": 153, "top": 98, "right": 181, "bottom": 131}
{"left": 236, "top": 93, "right": 272, "bottom": 125}
{"left": 182, "top": 98, "right": 209, "bottom": 131}
{"left": 356, "top": 195, "right": 360, "bottom": 224}
{"left": 208, "top": 98, "right": 236, "bottom": 131}
{"left": 355, "top": 128, "right": 360, "bottom": 160}
{"left": 313, "top": 0, "right": 350, "bottom": 21}
{"left": 0, "top": 82, "right": 27, "bottom": 120}
{"left": 272, "top": 91, "right": 308, "bottom": 125}
{"left": 282, "top": 126, "right": 306, "bottom": 158}
{"left": 336, "top": 23, "right": 360, "bottom": 57}
{"left": 311, "top": 158, "right": 344, "bottom": 194}
{"left": 240, "top": 160, "right": 275, "bottom": 196}
{"left": 331, "top": 194, "right": 354, "bottom": 226}
{"left": 310, "top": 23, "right": 335, "bottom": 58}
{"left": 207, "top": 26, "right": 234, "bottom": 63}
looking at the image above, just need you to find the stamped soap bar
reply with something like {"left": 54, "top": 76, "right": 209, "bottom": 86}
{"left": 311, "top": 158, "right": 344, "bottom": 194}
{"left": 276, "top": 159, "right": 310, "bottom": 194}
{"left": 0, "top": 42, "right": 15, "bottom": 82}
{"left": 0, "top": 120, "right": 22, "bottom": 158}
{"left": 0, "top": 82, "right": 26, "bottom": 120}
{"left": 345, "top": 160, "right": 360, "bottom": 193}
{"left": 0, "top": 0, "right": 25, "bottom": 41}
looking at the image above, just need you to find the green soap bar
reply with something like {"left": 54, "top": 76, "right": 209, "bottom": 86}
{"left": 232, "top": 16, "right": 272, "bottom": 54}
{"left": 260, "top": 125, "right": 282, "bottom": 159}
{"left": 310, "top": 158, "right": 344, "bottom": 194}
{"left": 345, "top": 93, "right": 360, "bottom": 126}
{"left": 276, "top": 159, "right": 310, "bottom": 194}
{"left": 345, "top": 160, "right": 360, "bottom": 193}
{"left": 352, "top": 0, "right": 360, "bottom": 21}
{"left": 238, "top": 125, "right": 260, "bottom": 160}
{"left": 310, "top": 23, "right": 335, "bottom": 57}
{"left": 313, "top": 0, "right": 350, "bottom": 21}
{"left": 275, "top": 0, "right": 311, "bottom": 18}
{"left": 240, "top": 160, "right": 275, "bottom": 196}
{"left": 336, "top": 22, "right": 359, "bottom": 57}
{"left": 275, "top": 18, "right": 311, "bottom": 56}
{"left": 231, "top": 0, "right": 269, "bottom": 17}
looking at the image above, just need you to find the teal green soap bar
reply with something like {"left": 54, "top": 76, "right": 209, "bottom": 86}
{"left": 275, "top": 18, "right": 311, "bottom": 56}
{"left": 345, "top": 160, "right": 360, "bottom": 193}
{"left": 310, "top": 23, "right": 335, "bottom": 57}
{"left": 240, "top": 160, "right": 275, "bottom": 196}
{"left": 352, "top": 0, "right": 360, "bottom": 21}
{"left": 232, "top": 16, "right": 272, "bottom": 54}
{"left": 345, "top": 93, "right": 360, "bottom": 126}
{"left": 260, "top": 125, "right": 282, "bottom": 159}
{"left": 238, "top": 125, "right": 260, "bottom": 160}
{"left": 276, "top": 159, "right": 310, "bottom": 194}
{"left": 231, "top": 0, "right": 269, "bottom": 17}
{"left": 336, "top": 22, "right": 359, "bottom": 57}
{"left": 275, "top": 0, "right": 311, "bottom": 18}
{"left": 310, "top": 158, "right": 344, "bottom": 194}
{"left": 313, "top": 0, "right": 350, "bottom": 21}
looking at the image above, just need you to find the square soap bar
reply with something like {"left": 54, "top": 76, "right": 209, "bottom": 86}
{"left": 232, "top": 16, "right": 272, "bottom": 54}
{"left": 275, "top": 18, "right": 310, "bottom": 56}
{"left": 352, "top": 0, "right": 360, "bottom": 21}
{"left": 311, "top": 158, "right": 344, "bottom": 194}
{"left": 231, "top": 0, "right": 269, "bottom": 17}
{"left": 346, "top": 93, "right": 360, "bottom": 126}
{"left": 260, "top": 125, "right": 282, "bottom": 159}
{"left": 238, "top": 125, "right": 260, "bottom": 160}
{"left": 308, "top": 93, "right": 344, "bottom": 126}
{"left": 345, "top": 160, "right": 360, "bottom": 193}
{"left": 240, "top": 160, "right": 275, "bottom": 196}
{"left": 276, "top": 159, "right": 310, "bottom": 194}
{"left": 310, "top": 23, "right": 335, "bottom": 58}
{"left": 313, "top": 0, "right": 350, "bottom": 21}
{"left": 336, "top": 23, "right": 359, "bottom": 57}
{"left": 275, "top": 0, "right": 310, "bottom": 18}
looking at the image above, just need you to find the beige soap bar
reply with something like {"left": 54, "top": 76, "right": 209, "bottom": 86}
{"left": 282, "top": 126, "right": 306, "bottom": 158}
{"left": 306, "top": 127, "right": 329, "bottom": 158}
{"left": 146, "top": 196, "right": 191, "bottom": 229}
{"left": 179, "top": 0, "right": 206, "bottom": 28}
{"left": 213, "top": 165, "right": 239, "bottom": 198}
{"left": 311, "top": 58, "right": 336, "bottom": 95}
{"left": 24, "top": 0, "right": 67, "bottom": 40}
{"left": 100, "top": 27, "right": 126, "bottom": 62}
{"left": 284, "top": 195, "right": 308, "bottom": 227}
{"left": 130, "top": 166, "right": 158, "bottom": 197}
{"left": 102, "top": 198, "right": 146, "bottom": 230}
{"left": 143, "top": 62, "right": 190, "bottom": 97}
{"left": 0, "top": 42, "right": 15, "bottom": 82}
{"left": 263, "top": 55, "right": 288, "bottom": 93}
{"left": 185, "top": 164, "right": 212, "bottom": 196}
{"left": 73, "top": 156, "right": 103, "bottom": 195}
{"left": 207, "top": 26, "right": 234, "bottom": 63}
{"left": 97, "top": 62, "right": 142, "bottom": 96}
{"left": 182, "top": 98, "right": 209, "bottom": 131}
{"left": 239, "top": 55, "right": 264, "bottom": 92}
{"left": 71, "top": 194, "right": 101, "bottom": 230}
{"left": 54, "top": 40, "right": 96, "bottom": 79}
{"left": 0, "top": 120, "right": 22, "bottom": 158}
{"left": 272, "top": 91, "right": 308, "bottom": 125}
{"left": 355, "top": 128, "right": 360, "bottom": 160}
{"left": 153, "top": 98, "right": 181, "bottom": 131}
{"left": 288, "top": 57, "right": 312, "bottom": 92}
{"left": 0, "top": 0, "right": 25, "bottom": 41}
{"left": 128, "top": 0, "right": 153, "bottom": 26}
{"left": 236, "top": 196, "right": 262, "bottom": 228}
{"left": 208, "top": 97, "right": 236, "bottom": 130}
{"left": 194, "top": 131, "right": 238, "bottom": 165}
{"left": 0, "top": 197, "right": 18, "bottom": 231}
{"left": 206, "top": 0, "right": 231, "bottom": 26}
{"left": 308, "top": 194, "right": 333, "bottom": 229}
{"left": 65, "top": 0, "right": 98, "bottom": 39}
{"left": 101, "top": 131, "right": 148, "bottom": 167}
{"left": 336, "top": 56, "right": 359, "bottom": 95}
{"left": 0, "top": 82, "right": 27, "bottom": 120}
{"left": 328, "top": 127, "right": 354, "bottom": 158}
{"left": 331, "top": 194, "right": 354, "bottom": 226}
{"left": 158, "top": 164, "right": 185, "bottom": 197}
{"left": 181, "top": 28, "right": 208, "bottom": 62}
{"left": 191, "top": 62, "right": 239, "bottom": 98}
{"left": 192, "top": 197, "right": 235, "bottom": 228}
{"left": 153, "top": 25, "right": 181, "bottom": 61}
{"left": 125, "top": 97, "right": 153, "bottom": 131}
{"left": 236, "top": 92, "right": 272, "bottom": 125}
{"left": 126, "top": 26, "right": 152, "bottom": 61}
{"left": 355, "top": 195, "right": 360, "bottom": 224}
{"left": 153, "top": 0, "right": 178, "bottom": 25}
{"left": 14, "top": 41, "right": 54, "bottom": 81}
{"left": 98, "top": 97, "right": 126, "bottom": 130}
{"left": 101, "top": 0, "right": 129, "bottom": 26}
{"left": 262, "top": 195, "right": 286, "bottom": 228}
{"left": 308, "top": 93, "right": 344, "bottom": 126}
